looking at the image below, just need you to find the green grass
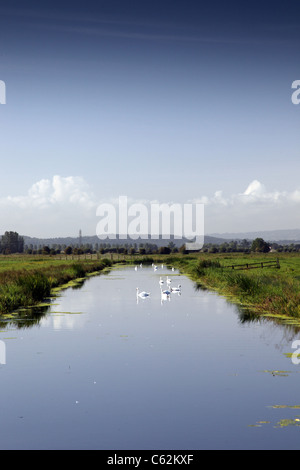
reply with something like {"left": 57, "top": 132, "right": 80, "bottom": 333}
{"left": 0, "top": 255, "right": 112, "bottom": 314}
{"left": 166, "top": 252, "right": 300, "bottom": 319}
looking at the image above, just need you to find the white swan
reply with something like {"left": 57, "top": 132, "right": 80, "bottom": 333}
{"left": 161, "top": 288, "right": 171, "bottom": 296}
{"left": 135, "top": 266, "right": 138, "bottom": 271}
{"left": 172, "top": 267, "right": 175, "bottom": 271}
{"left": 159, "top": 277, "right": 164, "bottom": 285}
{"left": 161, "top": 290, "right": 171, "bottom": 304}
{"left": 154, "top": 265, "right": 158, "bottom": 271}
{"left": 171, "top": 285, "right": 181, "bottom": 292}
{"left": 136, "top": 288, "right": 150, "bottom": 298}
{"left": 167, "top": 276, "right": 172, "bottom": 284}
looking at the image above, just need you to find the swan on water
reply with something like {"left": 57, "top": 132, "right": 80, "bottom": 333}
{"left": 167, "top": 276, "right": 171, "bottom": 284}
{"left": 161, "top": 288, "right": 171, "bottom": 296}
{"left": 159, "top": 277, "right": 164, "bottom": 285}
{"left": 136, "top": 288, "right": 150, "bottom": 298}
{"left": 161, "top": 290, "right": 171, "bottom": 304}
{"left": 171, "top": 285, "right": 181, "bottom": 292}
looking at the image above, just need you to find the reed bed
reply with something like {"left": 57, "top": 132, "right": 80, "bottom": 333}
{"left": 167, "top": 253, "right": 300, "bottom": 318}
{"left": 0, "top": 258, "right": 112, "bottom": 314}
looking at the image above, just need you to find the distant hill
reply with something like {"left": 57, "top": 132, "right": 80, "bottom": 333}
{"left": 208, "top": 229, "right": 300, "bottom": 243}
{"left": 16, "top": 229, "right": 300, "bottom": 249}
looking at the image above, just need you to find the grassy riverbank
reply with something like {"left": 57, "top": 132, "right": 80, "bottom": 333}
{"left": 0, "top": 255, "right": 112, "bottom": 314}
{"left": 165, "top": 252, "right": 300, "bottom": 320}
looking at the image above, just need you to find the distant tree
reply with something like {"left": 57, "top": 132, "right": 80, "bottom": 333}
{"left": 159, "top": 246, "right": 171, "bottom": 254}
{"left": 241, "top": 239, "right": 250, "bottom": 249}
{"left": 219, "top": 243, "right": 227, "bottom": 253}
{"left": 229, "top": 240, "right": 238, "bottom": 252}
{"left": 251, "top": 238, "right": 270, "bottom": 253}
{"left": 64, "top": 246, "right": 73, "bottom": 255}
{"left": 1, "top": 231, "right": 24, "bottom": 254}
{"left": 179, "top": 244, "right": 187, "bottom": 254}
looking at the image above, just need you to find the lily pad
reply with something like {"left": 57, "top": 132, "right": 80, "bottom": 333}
{"left": 275, "top": 418, "right": 300, "bottom": 428}
{"left": 270, "top": 405, "right": 300, "bottom": 409}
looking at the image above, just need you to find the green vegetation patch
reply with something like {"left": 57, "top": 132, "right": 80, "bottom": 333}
{"left": 0, "top": 257, "right": 112, "bottom": 315}
{"left": 167, "top": 252, "right": 300, "bottom": 320}
{"left": 262, "top": 370, "right": 291, "bottom": 377}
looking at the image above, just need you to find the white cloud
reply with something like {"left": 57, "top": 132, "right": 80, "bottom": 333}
{"left": 190, "top": 179, "right": 298, "bottom": 207}
{"left": 243, "top": 180, "right": 266, "bottom": 197}
{"left": 290, "top": 190, "right": 300, "bottom": 203}
{"left": 0, "top": 177, "right": 299, "bottom": 237}
{"left": 0, "top": 175, "right": 97, "bottom": 237}
{"left": 1, "top": 175, "right": 95, "bottom": 210}
{"left": 196, "top": 180, "right": 300, "bottom": 233}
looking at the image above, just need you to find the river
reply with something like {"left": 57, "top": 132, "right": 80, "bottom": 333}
{"left": 0, "top": 264, "right": 300, "bottom": 450}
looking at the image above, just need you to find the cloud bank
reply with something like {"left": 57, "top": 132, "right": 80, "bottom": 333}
{"left": 0, "top": 176, "right": 299, "bottom": 237}
{"left": 0, "top": 175, "right": 96, "bottom": 237}
{"left": 3, "top": 175, "right": 95, "bottom": 209}
{"left": 192, "top": 180, "right": 300, "bottom": 233}
{"left": 193, "top": 179, "right": 300, "bottom": 206}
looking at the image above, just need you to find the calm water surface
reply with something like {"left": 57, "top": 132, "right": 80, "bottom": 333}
{"left": 0, "top": 265, "right": 300, "bottom": 450}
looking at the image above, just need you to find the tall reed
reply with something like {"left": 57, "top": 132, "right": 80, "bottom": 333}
{"left": 0, "top": 258, "right": 112, "bottom": 314}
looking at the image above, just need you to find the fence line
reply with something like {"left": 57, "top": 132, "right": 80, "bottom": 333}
{"left": 225, "top": 258, "right": 280, "bottom": 270}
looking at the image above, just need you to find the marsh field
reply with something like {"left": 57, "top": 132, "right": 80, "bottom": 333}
{"left": 0, "top": 251, "right": 299, "bottom": 323}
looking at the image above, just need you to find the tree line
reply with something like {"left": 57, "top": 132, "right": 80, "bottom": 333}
{"left": 23, "top": 241, "right": 184, "bottom": 255}
{"left": 202, "top": 238, "right": 300, "bottom": 253}
{"left": 1, "top": 231, "right": 300, "bottom": 255}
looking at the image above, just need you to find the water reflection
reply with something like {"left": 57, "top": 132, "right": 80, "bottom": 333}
{"left": 194, "top": 278, "right": 300, "bottom": 336}
{"left": 0, "top": 277, "right": 89, "bottom": 331}
{"left": 0, "top": 303, "right": 51, "bottom": 330}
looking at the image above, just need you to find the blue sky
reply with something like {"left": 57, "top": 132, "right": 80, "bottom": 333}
{"left": 0, "top": 0, "right": 300, "bottom": 237}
